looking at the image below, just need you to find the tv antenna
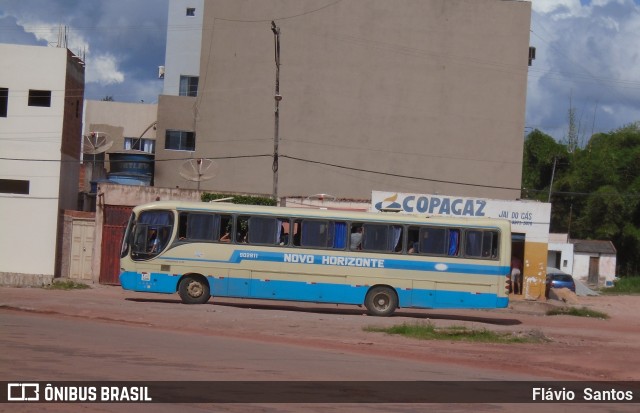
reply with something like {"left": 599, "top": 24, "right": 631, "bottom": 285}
{"left": 82, "top": 132, "right": 113, "bottom": 187}
{"left": 179, "top": 158, "right": 219, "bottom": 193}
{"left": 304, "top": 193, "right": 337, "bottom": 209}
{"left": 83, "top": 131, "right": 113, "bottom": 155}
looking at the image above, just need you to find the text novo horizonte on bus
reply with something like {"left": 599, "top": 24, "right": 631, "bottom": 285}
{"left": 284, "top": 253, "right": 385, "bottom": 268}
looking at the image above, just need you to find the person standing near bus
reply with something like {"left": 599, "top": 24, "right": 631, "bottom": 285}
{"left": 511, "top": 256, "right": 523, "bottom": 294}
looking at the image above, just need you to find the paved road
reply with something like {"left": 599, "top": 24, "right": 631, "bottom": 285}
{"left": 1, "top": 286, "right": 638, "bottom": 412}
{"left": 2, "top": 311, "right": 509, "bottom": 382}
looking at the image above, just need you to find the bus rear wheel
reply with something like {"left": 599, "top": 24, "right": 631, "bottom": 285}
{"left": 365, "top": 286, "right": 397, "bottom": 317}
{"left": 178, "top": 275, "right": 210, "bottom": 304}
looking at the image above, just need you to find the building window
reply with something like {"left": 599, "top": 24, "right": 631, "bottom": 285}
{"left": 179, "top": 76, "right": 199, "bottom": 97}
{"left": 186, "top": 7, "right": 196, "bottom": 16}
{"left": 28, "top": 89, "right": 52, "bottom": 107}
{"left": 165, "top": 130, "right": 195, "bottom": 151}
{"left": 0, "top": 179, "right": 30, "bottom": 195}
{"left": 124, "top": 137, "right": 155, "bottom": 153}
{"left": 0, "top": 88, "right": 7, "bottom": 117}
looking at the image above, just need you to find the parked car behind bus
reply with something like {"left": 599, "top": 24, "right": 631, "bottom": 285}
{"left": 546, "top": 267, "right": 576, "bottom": 297}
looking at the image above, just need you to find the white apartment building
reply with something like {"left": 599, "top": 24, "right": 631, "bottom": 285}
{"left": 162, "top": 0, "right": 205, "bottom": 97}
{"left": 0, "top": 43, "right": 85, "bottom": 284}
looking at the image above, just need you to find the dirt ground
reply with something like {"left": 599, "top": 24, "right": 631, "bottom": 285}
{"left": 1, "top": 285, "right": 639, "bottom": 381}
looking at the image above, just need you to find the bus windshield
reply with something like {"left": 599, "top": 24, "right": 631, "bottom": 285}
{"left": 130, "top": 210, "right": 174, "bottom": 260}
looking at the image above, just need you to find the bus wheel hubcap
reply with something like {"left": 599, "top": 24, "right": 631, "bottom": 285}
{"left": 375, "top": 295, "right": 389, "bottom": 309}
{"left": 188, "top": 282, "right": 203, "bottom": 297}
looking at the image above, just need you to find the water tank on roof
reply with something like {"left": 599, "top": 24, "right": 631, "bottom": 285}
{"left": 107, "top": 152, "right": 154, "bottom": 186}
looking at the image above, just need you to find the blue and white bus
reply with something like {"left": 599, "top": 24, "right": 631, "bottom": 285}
{"left": 119, "top": 201, "right": 511, "bottom": 316}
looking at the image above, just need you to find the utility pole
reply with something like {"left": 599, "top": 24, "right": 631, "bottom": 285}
{"left": 567, "top": 203, "right": 573, "bottom": 239}
{"left": 271, "top": 21, "right": 282, "bottom": 203}
{"left": 548, "top": 157, "right": 557, "bottom": 203}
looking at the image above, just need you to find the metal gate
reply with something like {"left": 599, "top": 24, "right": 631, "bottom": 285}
{"left": 99, "top": 205, "right": 133, "bottom": 285}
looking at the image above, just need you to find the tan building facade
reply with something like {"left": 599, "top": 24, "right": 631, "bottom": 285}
{"left": 155, "top": 0, "right": 532, "bottom": 200}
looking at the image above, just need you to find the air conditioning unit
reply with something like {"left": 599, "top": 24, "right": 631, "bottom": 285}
{"left": 158, "top": 66, "right": 165, "bottom": 79}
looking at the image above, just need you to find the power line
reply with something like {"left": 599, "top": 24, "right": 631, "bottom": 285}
{"left": 0, "top": 154, "right": 272, "bottom": 163}
{"left": 525, "top": 188, "right": 640, "bottom": 199}
{"left": 212, "top": 0, "right": 343, "bottom": 23}
{"left": 280, "top": 154, "right": 521, "bottom": 191}
{"left": 279, "top": 154, "right": 640, "bottom": 198}
{"left": 281, "top": 138, "right": 523, "bottom": 166}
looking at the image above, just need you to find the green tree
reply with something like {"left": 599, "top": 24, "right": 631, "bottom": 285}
{"left": 521, "top": 129, "right": 568, "bottom": 201}
{"left": 524, "top": 124, "right": 640, "bottom": 276}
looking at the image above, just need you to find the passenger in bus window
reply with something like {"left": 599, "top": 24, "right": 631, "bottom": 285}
{"left": 220, "top": 232, "right": 231, "bottom": 242}
{"left": 350, "top": 226, "right": 363, "bottom": 250}
{"left": 279, "top": 224, "right": 289, "bottom": 245}
{"left": 148, "top": 229, "right": 159, "bottom": 252}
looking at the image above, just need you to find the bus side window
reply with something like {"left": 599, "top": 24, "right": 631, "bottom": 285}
{"left": 448, "top": 229, "right": 460, "bottom": 256}
{"left": 219, "top": 214, "right": 233, "bottom": 242}
{"left": 407, "top": 226, "right": 420, "bottom": 253}
{"left": 243, "top": 216, "right": 289, "bottom": 246}
{"left": 392, "top": 225, "right": 403, "bottom": 252}
{"left": 295, "top": 220, "right": 347, "bottom": 249}
{"left": 361, "top": 224, "right": 402, "bottom": 253}
{"left": 177, "top": 212, "right": 232, "bottom": 242}
{"left": 420, "top": 227, "right": 447, "bottom": 255}
{"left": 350, "top": 223, "right": 363, "bottom": 251}
{"left": 464, "top": 229, "right": 498, "bottom": 259}
{"left": 292, "top": 221, "right": 301, "bottom": 246}
{"left": 178, "top": 212, "right": 188, "bottom": 239}
{"left": 236, "top": 216, "right": 249, "bottom": 243}
{"left": 186, "top": 213, "right": 217, "bottom": 241}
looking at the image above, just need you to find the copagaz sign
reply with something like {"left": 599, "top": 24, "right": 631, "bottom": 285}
{"left": 371, "top": 191, "right": 551, "bottom": 242}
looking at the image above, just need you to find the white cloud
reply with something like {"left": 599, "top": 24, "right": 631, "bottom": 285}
{"left": 19, "top": 19, "right": 90, "bottom": 53}
{"left": 531, "top": 0, "right": 584, "bottom": 16}
{"left": 528, "top": 0, "right": 640, "bottom": 139}
{"left": 14, "top": 17, "right": 127, "bottom": 86}
{"left": 86, "top": 53, "right": 125, "bottom": 85}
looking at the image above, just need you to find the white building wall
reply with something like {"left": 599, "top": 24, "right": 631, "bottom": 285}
{"left": 547, "top": 242, "right": 574, "bottom": 274}
{"left": 163, "top": 0, "right": 204, "bottom": 95}
{"left": 600, "top": 255, "right": 617, "bottom": 283}
{"left": 573, "top": 253, "right": 616, "bottom": 285}
{"left": 573, "top": 254, "right": 590, "bottom": 281}
{"left": 0, "top": 44, "right": 68, "bottom": 276}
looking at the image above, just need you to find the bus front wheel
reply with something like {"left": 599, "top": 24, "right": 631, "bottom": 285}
{"left": 178, "top": 275, "right": 210, "bottom": 304}
{"left": 365, "top": 286, "right": 397, "bottom": 317}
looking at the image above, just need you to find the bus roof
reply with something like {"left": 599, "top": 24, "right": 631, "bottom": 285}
{"left": 132, "top": 200, "right": 510, "bottom": 228}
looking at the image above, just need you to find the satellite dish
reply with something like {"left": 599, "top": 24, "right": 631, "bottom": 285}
{"left": 83, "top": 132, "right": 113, "bottom": 155}
{"left": 306, "top": 193, "right": 337, "bottom": 202}
{"left": 302, "top": 193, "right": 337, "bottom": 209}
{"left": 179, "top": 158, "right": 219, "bottom": 192}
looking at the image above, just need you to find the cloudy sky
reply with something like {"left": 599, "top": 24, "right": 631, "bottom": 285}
{"left": 1, "top": 0, "right": 639, "bottom": 144}
{"left": 0, "top": 0, "right": 169, "bottom": 103}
